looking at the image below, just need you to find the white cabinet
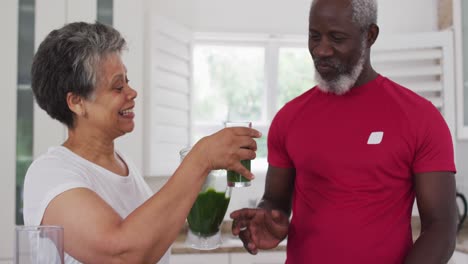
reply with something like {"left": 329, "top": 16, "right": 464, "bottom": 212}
{"left": 230, "top": 252, "right": 286, "bottom": 264}
{"left": 450, "top": 251, "right": 468, "bottom": 264}
{"left": 171, "top": 253, "right": 229, "bottom": 264}
{"left": 172, "top": 250, "right": 467, "bottom": 264}
{"left": 171, "top": 251, "right": 286, "bottom": 264}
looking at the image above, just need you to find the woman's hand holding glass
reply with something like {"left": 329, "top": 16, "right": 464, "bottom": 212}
{"left": 191, "top": 127, "right": 261, "bottom": 179}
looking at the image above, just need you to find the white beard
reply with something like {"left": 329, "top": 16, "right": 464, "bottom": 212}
{"left": 314, "top": 39, "right": 367, "bottom": 95}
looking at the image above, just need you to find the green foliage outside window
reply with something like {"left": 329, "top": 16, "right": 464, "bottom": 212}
{"left": 278, "top": 48, "right": 316, "bottom": 109}
{"left": 193, "top": 46, "right": 265, "bottom": 123}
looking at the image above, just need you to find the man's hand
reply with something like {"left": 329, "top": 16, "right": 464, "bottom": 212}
{"left": 230, "top": 208, "right": 289, "bottom": 255}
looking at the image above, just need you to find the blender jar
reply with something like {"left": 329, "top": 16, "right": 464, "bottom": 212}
{"left": 180, "top": 147, "right": 232, "bottom": 250}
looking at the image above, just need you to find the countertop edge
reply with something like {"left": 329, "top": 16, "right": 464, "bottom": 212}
{"left": 172, "top": 219, "right": 468, "bottom": 255}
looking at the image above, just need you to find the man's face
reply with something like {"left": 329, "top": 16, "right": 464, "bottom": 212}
{"left": 308, "top": 0, "right": 367, "bottom": 94}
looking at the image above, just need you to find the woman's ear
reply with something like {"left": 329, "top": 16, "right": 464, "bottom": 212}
{"left": 66, "top": 92, "right": 86, "bottom": 117}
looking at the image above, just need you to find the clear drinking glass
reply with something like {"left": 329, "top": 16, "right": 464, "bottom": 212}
{"left": 224, "top": 121, "right": 252, "bottom": 187}
{"left": 15, "top": 225, "right": 64, "bottom": 264}
{"left": 180, "top": 147, "right": 232, "bottom": 250}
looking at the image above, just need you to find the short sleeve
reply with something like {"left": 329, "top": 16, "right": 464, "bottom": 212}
{"left": 23, "top": 156, "right": 92, "bottom": 226}
{"left": 267, "top": 107, "right": 294, "bottom": 168}
{"left": 412, "top": 103, "right": 456, "bottom": 174}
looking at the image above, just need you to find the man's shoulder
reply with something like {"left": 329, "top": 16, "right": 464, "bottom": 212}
{"left": 380, "top": 76, "right": 434, "bottom": 107}
{"left": 379, "top": 76, "right": 414, "bottom": 94}
{"left": 378, "top": 76, "right": 444, "bottom": 127}
{"left": 280, "top": 87, "right": 318, "bottom": 112}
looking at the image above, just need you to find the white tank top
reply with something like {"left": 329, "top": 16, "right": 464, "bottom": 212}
{"left": 23, "top": 146, "right": 170, "bottom": 264}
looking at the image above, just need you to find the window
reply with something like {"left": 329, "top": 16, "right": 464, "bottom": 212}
{"left": 278, "top": 47, "right": 315, "bottom": 108}
{"left": 16, "top": 0, "right": 35, "bottom": 225}
{"left": 191, "top": 35, "right": 315, "bottom": 172}
{"left": 192, "top": 45, "right": 266, "bottom": 139}
{"left": 97, "top": 0, "right": 113, "bottom": 25}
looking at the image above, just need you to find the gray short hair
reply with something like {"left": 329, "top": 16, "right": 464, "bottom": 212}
{"left": 31, "top": 22, "right": 127, "bottom": 128}
{"left": 351, "top": 0, "right": 378, "bottom": 30}
{"left": 310, "top": 0, "right": 378, "bottom": 30}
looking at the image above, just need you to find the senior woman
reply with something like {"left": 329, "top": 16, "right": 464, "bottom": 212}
{"left": 23, "top": 22, "right": 260, "bottom": 264}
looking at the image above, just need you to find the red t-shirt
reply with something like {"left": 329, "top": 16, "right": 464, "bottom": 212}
{"left": 268, "top": 75, "right": 456, "bottom": 264}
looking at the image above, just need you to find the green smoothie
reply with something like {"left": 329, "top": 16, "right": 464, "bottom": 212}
{"left": 187, "top": 188, "right": 231, "bottom": 237}
{"left": 227, "top": 159, "right": 251, "bottom": 186}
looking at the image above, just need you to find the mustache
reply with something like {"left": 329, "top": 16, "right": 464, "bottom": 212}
{"left": 314, "top": 58, "right": 339, "bottom": 68}
{"left": 314, "top": 58, "right": 348, "bottom": 74}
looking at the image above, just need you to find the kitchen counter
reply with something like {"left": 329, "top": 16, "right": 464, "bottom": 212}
{"left": 411, "top": 217, "right": 468, "bottom": 254}
{"left": 172, "top": 221, "right": 286, "bottom": 254}
{"left": 453, "top": 223, "right": 468, "bottom": 254}
{"left": 172, "top": 218, "right": 468, "bottom": 255}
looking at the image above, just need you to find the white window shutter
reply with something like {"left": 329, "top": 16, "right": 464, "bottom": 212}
{"left": 372, "top": 31, "right": 456, "bottom": 146}
{"left": 144, "top": 16, "right": 193, "bottom": 177}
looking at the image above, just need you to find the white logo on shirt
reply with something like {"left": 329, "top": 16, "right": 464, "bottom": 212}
{"left": 367, "top": 131, "right": 384, "bottom": 145}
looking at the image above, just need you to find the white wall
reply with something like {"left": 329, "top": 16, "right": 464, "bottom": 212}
{"left": 152, "top": 0, "right": 195, "bottom": 27}
{"left": 192, "top": 0, "right": 311, "bottom": 34}
{"left": 0, "top": 0, "right": 17, "bottom": 260}
{"left": 114, "top": 0, "right": 145, "bottom": 171}
{"left": 377, "top": 0, "right": 438, "bottom": 34}
{"left": 164, "top": 0, "right": 439, "bottom": 36}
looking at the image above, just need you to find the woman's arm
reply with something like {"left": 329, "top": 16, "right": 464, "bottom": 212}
{"left": 42, "top": 127, "right": 261, "bottom": 263}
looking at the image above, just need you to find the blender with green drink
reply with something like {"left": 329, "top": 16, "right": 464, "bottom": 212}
{"left": 180, "top": 147, "right": 232, "bottom": 250}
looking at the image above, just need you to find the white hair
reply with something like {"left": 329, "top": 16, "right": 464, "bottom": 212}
{"left": 310, "top": 0, "right": 378, "bottom": 29}
{"left": 351, "top": 0, "right": 378, "bottom": 29}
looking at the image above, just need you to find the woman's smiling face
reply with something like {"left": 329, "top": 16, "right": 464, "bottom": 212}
{"left": 80, "top": 52, "right": 137, "bottom": 139}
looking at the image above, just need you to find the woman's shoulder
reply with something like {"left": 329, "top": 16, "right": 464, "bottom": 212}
{"left": 29, "top": 146, "right": 79, "bottom": 169}
{"left": 26, "top": 146, "right": 93, "bottom": 183}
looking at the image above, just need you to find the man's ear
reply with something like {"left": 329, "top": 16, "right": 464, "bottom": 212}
{"left": 66, "top": 92, "right": 86, "bottom": 117}
{"left": 367, "top": 23, "right": 379, "bottom": 47}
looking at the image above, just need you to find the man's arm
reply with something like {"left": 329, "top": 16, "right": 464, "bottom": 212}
{"left": 258, "top": 165, "right": 296, "bottom": 215}
{"left": 231, "top": 165, "right": 295, "bottom": 254}
{"left": 405, "top": 171, "right": 457, "bottom": 264}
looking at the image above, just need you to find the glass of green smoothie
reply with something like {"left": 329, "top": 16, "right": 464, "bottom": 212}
{"left": 180, "top": 147, "right": 232, "bottom": 250}
{"left": 224, "top": 121, "right": 252, "bottom": 187}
